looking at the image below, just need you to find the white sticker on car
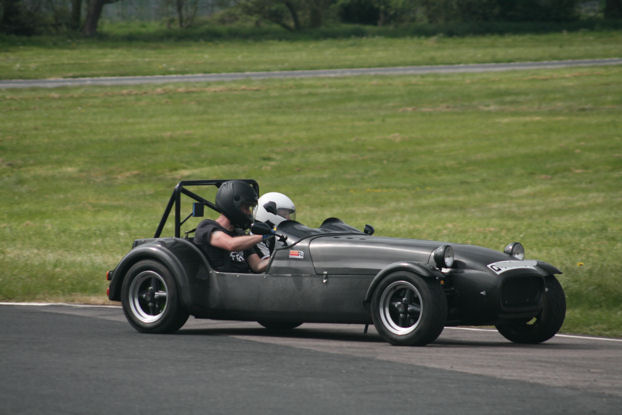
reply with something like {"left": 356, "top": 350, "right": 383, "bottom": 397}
{"left": 487, "top": 260, "right": 539, "bottom": 274}
{"left": 289, "top": 250, "right": 305, "bottom": 259}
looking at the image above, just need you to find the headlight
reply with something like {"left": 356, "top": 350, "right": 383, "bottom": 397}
{"left": 504, "top": 242, "right": 525, "bottom": 260}
{"left": 433, "top": 245, "right": 454, "bottom": 268}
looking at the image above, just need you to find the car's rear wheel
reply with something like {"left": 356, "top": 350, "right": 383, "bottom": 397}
{"left": 371, "top": 272, "right": 447, "bottom": 346}
{"left": 495, "top": 276, "right": 566, "bottom": 344}
{"left": 121, "top": 259, "right": 189, "bottom": 333}
{"left": 257, "top": 321, "right": 302, "bottom": 330}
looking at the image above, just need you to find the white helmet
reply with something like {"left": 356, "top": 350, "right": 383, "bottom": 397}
{"left": 254, "top": 192, "right": 296, "bottom": 227}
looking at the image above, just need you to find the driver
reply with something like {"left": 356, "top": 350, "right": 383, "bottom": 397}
{"left": 253, "top": 192, "right": 296, "bottom": 258}
{"left": 194, "top": 180, "right": 271, "bottom": 273}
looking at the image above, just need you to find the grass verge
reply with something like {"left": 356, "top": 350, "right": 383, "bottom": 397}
{"left": 1, "top": 65, "right": 621, "bottom": 337}
{"left": 1, "top": 28, "right": 621, "bottom": 80}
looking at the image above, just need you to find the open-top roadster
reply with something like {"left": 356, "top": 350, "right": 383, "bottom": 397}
{"left": 107, "top": 180, "right": 566, "bottom": 346}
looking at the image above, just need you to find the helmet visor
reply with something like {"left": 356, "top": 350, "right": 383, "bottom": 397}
{"left": 241, "top": 202, "right": 256, "bottom": 214}
{"left": 277, "top": 208, "right": 295, "bottom": 221}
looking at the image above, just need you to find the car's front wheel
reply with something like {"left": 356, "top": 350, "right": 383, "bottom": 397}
{"left": 495, "top": 276, "right": 566, "bottom": 344}
{"left": 371, "top": 272, "right": 447, "bottom": 346}
{"left": 121, "top": 259, "right": 189, "bottom": 333}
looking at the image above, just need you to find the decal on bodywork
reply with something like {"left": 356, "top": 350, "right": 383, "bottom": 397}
{"left": 289, "top": 250, "right": 305, "bottom": 259}
{"left": 487, "top": 260, "right": 538, "bottom": 275}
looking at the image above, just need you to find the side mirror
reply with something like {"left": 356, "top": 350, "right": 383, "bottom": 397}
{"left": 263, "top": 201, "right": 277, "bottom": 215}
{"left": 364, "top": 224, "right": 375, "bottom": 235}
{"left": 192, "top": 202, "right": 204, "bottom": 217}
{"left": 251, "top": 221, "right": 272, "bottom": 235}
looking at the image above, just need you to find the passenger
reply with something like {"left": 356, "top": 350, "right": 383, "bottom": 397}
{"left": 194, "top": 180, "right": 272, "bottom": 273}
{"left": 253, "top": 192, "right": 296, "bottom": 258}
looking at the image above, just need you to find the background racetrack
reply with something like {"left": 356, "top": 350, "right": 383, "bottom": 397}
{"left": 2, "top": 29, "right": 621, "bottom": 338}
{"left": 2, "top": 304, "right": 621, "bottom": 414}
{"left": 2, "top": 61, "right": 621, "bottom": 337}
{"left": 2, "top": 58, "right": 621, "bottom": 88}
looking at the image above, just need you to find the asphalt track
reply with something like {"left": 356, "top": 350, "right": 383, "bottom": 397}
{"left": 1, "top": 58, "right": 622, "bottom": 89}
{"left": 1, "top": 303, "right": 621, "bottom": 414}
{"left": 3, "top": 58, "right": 622, "bottom": 413}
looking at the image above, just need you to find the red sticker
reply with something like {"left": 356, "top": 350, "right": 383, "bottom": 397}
{"left": 289, "top": 250, "right": 305, "bottom": 259}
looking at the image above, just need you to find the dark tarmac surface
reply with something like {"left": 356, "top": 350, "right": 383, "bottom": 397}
{"left": 1, "top": 304, "right": 621, "bottom": 415}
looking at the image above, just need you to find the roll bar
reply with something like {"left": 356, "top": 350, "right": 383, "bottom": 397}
{"left": 153, "top": 179, "right": 259, "bottom": 238}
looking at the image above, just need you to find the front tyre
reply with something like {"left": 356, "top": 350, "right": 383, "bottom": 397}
{"left": 371, "top": 272, "right": 447, "bottom": 346}
{"left": 121, "top": 259, "right": 189, "bottom": 333}
{"left": 496, "top": 276, "right": 566, "bottom": 344}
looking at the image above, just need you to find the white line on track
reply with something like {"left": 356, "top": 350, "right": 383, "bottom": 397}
{"left": 442, "top": 326, "right": 622, "bottom": 343}
{"left": 3, "top": 302, "right": 621, "bottom": 343}
{"left": 0, "top": 301, "right": 120, "bottom": 309}
{"left": 554, "top": 333, "right": 622, "bottom": 343}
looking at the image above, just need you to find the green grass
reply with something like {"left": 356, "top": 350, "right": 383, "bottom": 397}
{"left": 1, "top": 29, "right": 622, "bottom": 79}
{"left": 1, "top": 64, "right": 621, "bottom": 337}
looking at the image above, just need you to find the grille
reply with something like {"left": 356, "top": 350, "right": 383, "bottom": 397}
{"left": 500, "top": 276, "right": 543, "bottom": 309}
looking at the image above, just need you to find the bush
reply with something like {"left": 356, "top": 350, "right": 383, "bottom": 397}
{"left": 1, "top": 0, "right": 41, "bottom": 35}
{"left": 497, "top": 0, "right": 578, "bottom": 21}
{"left": 337, "top": 0, "right": 381, "bottom": 25}
{"left": 417, "top": 0, "right": 578, "bottom": 23}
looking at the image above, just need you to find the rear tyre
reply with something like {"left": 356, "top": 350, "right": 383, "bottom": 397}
{"left": 371, "top": 272, "right": 447, "bottom": 346}
{"left": 495, "top": 276, "right": 566, "bottom": 344}
{"left": 121, "top": 259, "right": 189, "bottom": 333}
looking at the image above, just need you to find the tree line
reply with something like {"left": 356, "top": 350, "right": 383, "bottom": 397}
{"left": 2, "top": 0, "right": 622, "bottom": 36}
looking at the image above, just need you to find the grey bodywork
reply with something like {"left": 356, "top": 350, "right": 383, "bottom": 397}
{"left": 108, "top": 218, "right": 559, "bottom": 327}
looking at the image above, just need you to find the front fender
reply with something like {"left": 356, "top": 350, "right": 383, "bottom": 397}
{"left": 537, "top": 261, "right": 562, "bottom": 275}
{"left": 108, "top": 238, "right": 209, "bottom": 310}
{"left": 363, "top": 261, "right": 441, "bottom": 304}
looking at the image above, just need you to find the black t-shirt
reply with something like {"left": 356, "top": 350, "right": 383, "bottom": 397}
{"left": 194, "top": 219, "right": 259, "bottom": 273}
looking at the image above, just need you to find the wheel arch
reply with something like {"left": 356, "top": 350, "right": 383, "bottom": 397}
{"left": 363, "top": 262, "right": 440, "bottom": 304}
{"left": 536, "top": 261, "right": 562, "bottom": 276}
{"left": 108, "top": 241, "right": 197, "bottom": 309}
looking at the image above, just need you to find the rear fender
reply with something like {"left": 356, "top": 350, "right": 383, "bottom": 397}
{"left": 108, "top": 238, "right": 209, "bottom": 309}
{"left": 363, "top": 262, "right": 441, "bottom": 304}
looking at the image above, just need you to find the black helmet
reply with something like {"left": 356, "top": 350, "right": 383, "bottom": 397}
{"left": 215, "top": 180, "right": 258, "bottom": 229}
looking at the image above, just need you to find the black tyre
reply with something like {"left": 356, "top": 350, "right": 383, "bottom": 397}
{"left": 496, "top": 276, "right": 566, "bottom": 344}
{"left": 371, "top": 272, "right": 447, "bottom": 346}
{"left": 121, "top": 259, "right": 189, "bottom": 333}
{"left": 257, "top": 321, "right": 303, "bottom": 330}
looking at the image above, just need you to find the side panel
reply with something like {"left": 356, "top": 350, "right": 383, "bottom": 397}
{"left": 309, "top": 236, "right": 439, "bottom": 275}
{"left": 204, "top": 272, "right": 372, "bottom": 323}
{"left": 204, "top": 239, "right": 372, "bottom": 323}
